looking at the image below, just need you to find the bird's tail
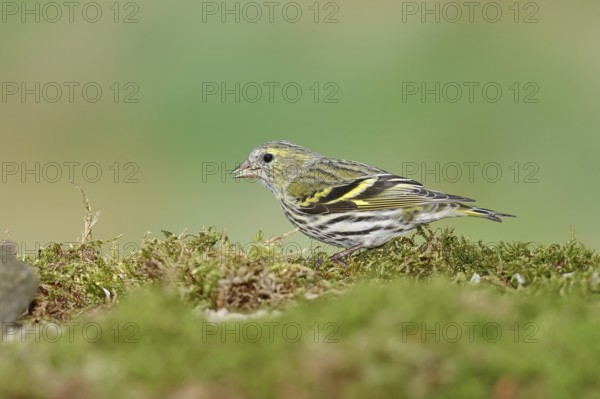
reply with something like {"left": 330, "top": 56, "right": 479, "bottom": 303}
{"left": 458, "top": 205, "right": 515, "bottom": 222}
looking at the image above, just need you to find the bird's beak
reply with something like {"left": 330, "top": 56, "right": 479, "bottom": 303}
{"left": 231, "top": 160, "right": 260, "bottom": 179}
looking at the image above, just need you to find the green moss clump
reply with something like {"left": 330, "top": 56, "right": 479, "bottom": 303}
{"left": 22, "top": 226, "right": 600, "bottom": 324}
{"left": 4, "top": 279, "right": 600, "bottom": 399}
{"left": 121, "top": 228, "right": 328, "bottom": 312}
{"left": 4, "top": 223, "right": 600, "bottom": 398}
{"left": 350, "top": 227, "right": 600, "bottom": 295}
{"left": 25, "top": 238, "right": 142, "bottom": 322}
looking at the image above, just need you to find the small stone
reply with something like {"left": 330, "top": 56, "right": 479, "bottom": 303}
{"left": 469, "top": 273, "right": 481, "bottom": 284}
{"left": 0, "top": 241, "right": 39, "bottom": 328}
{"left": 513, "top": 273, "right": 525, "bottom": 288}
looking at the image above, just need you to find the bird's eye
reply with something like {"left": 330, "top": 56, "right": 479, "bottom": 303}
{"left": 263, "top": 153, "right": 274, "bottom": 163}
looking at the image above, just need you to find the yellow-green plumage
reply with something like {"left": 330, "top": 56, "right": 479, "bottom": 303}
{"left": 233, "top": 141, "right": 514, "bottom": 263}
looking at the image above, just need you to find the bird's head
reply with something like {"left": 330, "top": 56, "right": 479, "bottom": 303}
{"left": 232, "top": 141, "right": 317, "bottom": 194}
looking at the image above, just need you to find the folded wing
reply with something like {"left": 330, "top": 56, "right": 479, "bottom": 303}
{"left": 288, "top": 173, "right": 474, "bottom": 215}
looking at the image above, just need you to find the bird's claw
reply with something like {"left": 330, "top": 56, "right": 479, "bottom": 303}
{"left": 328, "top": 254, "right": 349, "bottom": 268}
{"left": 313, "top": 254, "right": 348, "bottom": 269}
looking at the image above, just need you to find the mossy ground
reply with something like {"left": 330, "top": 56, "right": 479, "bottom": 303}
{"left": 3, "top": 213, "right": 600, "bottom": 398}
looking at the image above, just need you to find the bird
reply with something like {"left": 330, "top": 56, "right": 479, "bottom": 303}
{"left": 232, "top": 141, "right": 514, "bottom": 265}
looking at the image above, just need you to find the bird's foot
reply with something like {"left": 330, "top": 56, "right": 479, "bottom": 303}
{"left": 328, "top": 254, "right": 349, "bottom": 268}
{"left": 313, "top": 252, "right": 351, "bottom": 269}
{"left": 327, "top": 244, "right": 364, "bottom": 268}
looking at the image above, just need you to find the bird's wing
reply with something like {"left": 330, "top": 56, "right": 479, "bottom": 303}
{"left": 286, "top": 172, "right": 474, "bottom": 215}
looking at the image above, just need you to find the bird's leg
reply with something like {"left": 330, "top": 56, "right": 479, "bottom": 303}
{"left": 329, "top": 244, "right": 364, "bottom": 268}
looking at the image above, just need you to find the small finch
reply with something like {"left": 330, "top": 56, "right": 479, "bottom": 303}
{"left": 232, "top": 141, "right": 514, "bottom": 264}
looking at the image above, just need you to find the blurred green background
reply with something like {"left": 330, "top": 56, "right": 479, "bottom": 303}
{"left": 0, "top": 0, "right": 598, "bottom": 255}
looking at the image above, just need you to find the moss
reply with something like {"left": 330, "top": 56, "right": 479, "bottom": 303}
{"left": 5, "top": 203, "right": 600, "bottom": 398}
{"left": 4, "top": 279, "right": 600, "bottom": 399}
{"left": 20, "top": 225, "right": 600, "bottom": 324}
{"left": 24, "top": 239, "right": 135, "bottom": 321}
